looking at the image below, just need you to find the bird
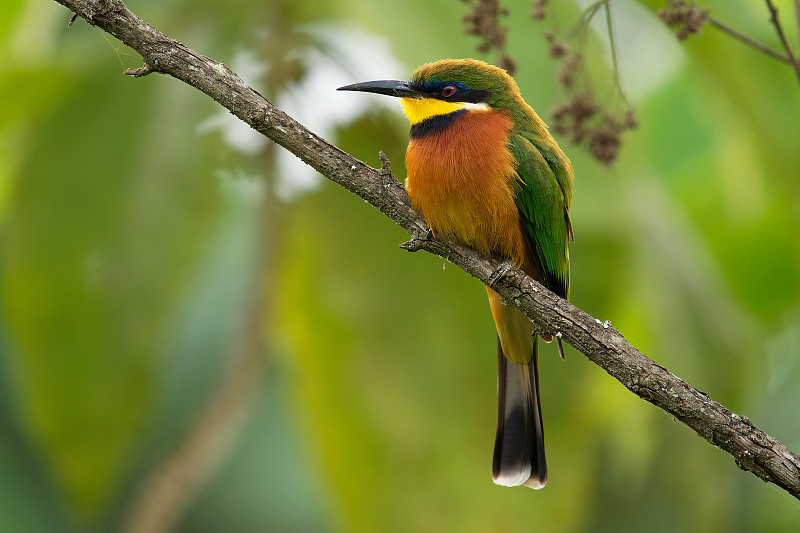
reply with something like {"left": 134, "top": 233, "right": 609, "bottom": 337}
{"left": 338, "top": 59, "right": 573, "bottom": 489}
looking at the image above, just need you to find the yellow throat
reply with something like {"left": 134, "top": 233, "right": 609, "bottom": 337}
{"left": 400, "top": 97, "right": 489, "bottom": 125}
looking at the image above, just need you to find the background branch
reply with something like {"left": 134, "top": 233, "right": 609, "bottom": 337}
{"left": 55, "top": 0, "right": 800, "bottom": 502}
{"left": 659, "top": 0, "right": 800, "bottom": 86}
{"left": 765, "top": 0, "right": 800, "bottom": 83}
{"left": 708, "top": 16, "right": 791, "bottom": 63}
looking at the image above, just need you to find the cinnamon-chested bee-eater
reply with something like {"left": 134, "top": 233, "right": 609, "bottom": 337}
{"left": 338, "top": 59, "right": 573, "bottom": 489}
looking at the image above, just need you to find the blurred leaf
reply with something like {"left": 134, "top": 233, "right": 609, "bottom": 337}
{"left": 1, "top": 20, "right": 227, "bottom": 523}
{"left": 177, "top": 368, "right": 333, "bottom": 533}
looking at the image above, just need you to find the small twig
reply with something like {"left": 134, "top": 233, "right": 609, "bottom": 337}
{"left": 569, "top": 0, "right": 608, "bottom": 39}
{"left": 659, "top": 1, "right": 800, "bottom": 87}
{"left": 794, "top": 0, "right": 800, "bottom": 54}
{"left": 399, "top": 228, "right": 433, "bottom": 252}
{"left": 378, "top": 150, "right": 392, "bottom": 175}
{"left": 766, "top": 0, "right": 800, "bottom": 84}
{"left": 766, "top": 0, "right": 797, "bottom": 62}
{"left": 124, "top": 63, "right": 154, "bottom": 77}
{"left": 603, "top": 2, "right": 632, "bottom": 110}
{"left": 707, "top": 17, "right": 790, "bottom": 63}
{"left": 399, "top": 238, "right": 427, "bottom": 252}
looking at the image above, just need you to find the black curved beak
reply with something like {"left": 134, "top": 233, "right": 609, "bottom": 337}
{"left": 337, "top": 80, "right": 421, "bottom": 98}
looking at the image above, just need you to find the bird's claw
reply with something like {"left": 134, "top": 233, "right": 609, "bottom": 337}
{"left": 533, "top": 328, "right": 565, "bottom": 360}
{"left": 488, "top": 260, "right": 514, "bottom": 288}
{"left": 555, "top": 336, "right": 565, "bottom": 360}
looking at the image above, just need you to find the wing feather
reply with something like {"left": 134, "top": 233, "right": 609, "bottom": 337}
{"left": 508, "top": 133, "right": 572, "bottom": 299}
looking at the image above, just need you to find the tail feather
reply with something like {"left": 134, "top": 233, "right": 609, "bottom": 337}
{"left": 492, "top": 336, "right": 547, "bottom": 489}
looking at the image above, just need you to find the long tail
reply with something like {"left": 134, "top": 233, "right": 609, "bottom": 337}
{"left": 492, "top": 335, "right": 547, "bottom": 489}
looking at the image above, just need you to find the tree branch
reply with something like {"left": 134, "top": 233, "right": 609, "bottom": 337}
{"left": 707, "top": 16, "right": 791, "bottom": 63}
{"left": 795, "top": 0, "right": 800, "bottom": 55}
{"left": 55, "top": 0, "right": 800, "bottom": 500}
{"left": 659, "top": 1, "right": 800, "bottom": 86}
{"left": 765, "top": 0, "right": 800, "bottom": 85}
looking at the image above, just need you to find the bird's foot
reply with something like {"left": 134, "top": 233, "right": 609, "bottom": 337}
{"left": 488, "top": 260, "right": 515, "bottom": 288}
{"left": 533, "top": 329, "right": 566, "bottom": 360}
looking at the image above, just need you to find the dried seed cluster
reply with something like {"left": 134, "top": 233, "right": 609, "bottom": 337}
{"left": 657, "top": 0, "right": 710, "bottom": 40}
{"left": 460, "top": 0, "right": 639, "bottom": 164}
{"left": 544, "top": 30, "right": 637, "bottom": 165}
{"left": 461, "top": 0, "right": 517, "bottom": 75}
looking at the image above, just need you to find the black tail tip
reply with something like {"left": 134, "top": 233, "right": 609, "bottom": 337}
{"left": 492, "top": 406, "right": 547, "bottom": 489}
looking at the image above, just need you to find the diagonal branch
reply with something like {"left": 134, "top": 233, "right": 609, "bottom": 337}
{"left": 707, "top": 16, "right": 791, "bottom": 63}
{"left": 55, "top": 0, "right": 800, "bottom": 501}
{"left": 765, "top": 0, "right": 800, "bottom": 84}
{"left": 795, "top": 0, "right": 800, "bottom": 54}
{"left": 766, "top": 0, "right": 798, "bottom": 63}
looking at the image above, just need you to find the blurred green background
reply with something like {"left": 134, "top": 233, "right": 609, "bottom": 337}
{"left": 2, "top": 0, "right": 800, "bottom": 531}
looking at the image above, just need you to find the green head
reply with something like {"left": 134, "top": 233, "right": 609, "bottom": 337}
{"left": 338, "top": 59, "right": 541, "bottom": 129}
{"left": 408, "top": 59, "right": 522, "bottom": 109}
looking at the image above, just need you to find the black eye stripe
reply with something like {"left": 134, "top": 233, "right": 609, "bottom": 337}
{"left": 440, "top": 88, "right": 489, "bottom": 103}
{"left": 409, "top": 81, "right": 490, "bottom": 103}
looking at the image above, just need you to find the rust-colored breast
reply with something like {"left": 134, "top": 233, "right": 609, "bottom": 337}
{"left": 405, "top": 110, "right": 527, "bottom": 265}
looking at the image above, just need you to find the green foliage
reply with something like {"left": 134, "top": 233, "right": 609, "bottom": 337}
{"left": 2, "top": 0, "right": 800, "bottom": 532}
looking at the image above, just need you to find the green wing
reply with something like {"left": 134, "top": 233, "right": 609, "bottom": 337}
{"left": 508, "top": 132, "right": 573, "bottom": 299}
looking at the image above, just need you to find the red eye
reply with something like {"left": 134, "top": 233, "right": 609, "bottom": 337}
{"left": 441, "top": 85, "right": 456, "bottom": 97}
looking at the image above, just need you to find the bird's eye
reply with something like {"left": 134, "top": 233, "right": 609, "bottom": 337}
{"left": 440, "top": 85, "right": 456, "bottom": 98}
